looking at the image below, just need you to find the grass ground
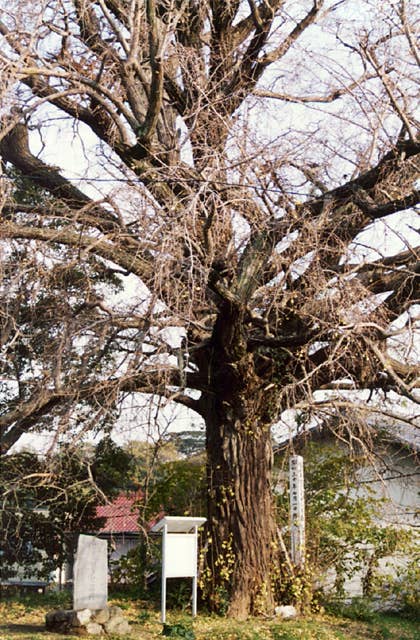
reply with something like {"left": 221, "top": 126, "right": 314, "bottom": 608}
{"left": 0, "top": 592, "right": 418, "bottom": 640}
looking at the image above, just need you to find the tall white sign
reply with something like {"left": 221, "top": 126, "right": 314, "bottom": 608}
{"left": 151, "top": 516, "right": 206, "bottom": 623}
{"left": 289, "top": 455, "right": 305, "bottom": 568}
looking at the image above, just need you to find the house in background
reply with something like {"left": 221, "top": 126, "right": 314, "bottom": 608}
{"left": 94, "top": 490, "right": 165, "bottom": 587}
{"left": 95, "top": 491, "right": 142, "bottom": 564}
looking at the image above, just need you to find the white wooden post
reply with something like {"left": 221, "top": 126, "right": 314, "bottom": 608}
{"left": 289, "top": 455, "right": 305, "bottom": 568}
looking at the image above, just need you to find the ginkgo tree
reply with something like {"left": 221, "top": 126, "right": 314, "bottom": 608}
{"left": 0, "top": 0, "right": 418, "bottom": 618}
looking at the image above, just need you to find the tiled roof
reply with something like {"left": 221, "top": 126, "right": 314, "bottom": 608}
{"left": 96, "top": 491, "right": 142, "bottom": 534}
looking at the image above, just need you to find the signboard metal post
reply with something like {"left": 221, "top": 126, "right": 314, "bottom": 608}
{"left": 161, "top": 522, "right": 167, "bottom": 622}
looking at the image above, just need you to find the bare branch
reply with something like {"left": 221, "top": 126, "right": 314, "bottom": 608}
{"left": 253, "top": 71, "right": 383, "bottom": 104}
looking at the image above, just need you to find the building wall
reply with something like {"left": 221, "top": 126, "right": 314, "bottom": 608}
{"left": 323, "top": 448, "right": 419, "bottom": 599}
{"left": 107, "top": 535, "right": 139, "bottom": 562}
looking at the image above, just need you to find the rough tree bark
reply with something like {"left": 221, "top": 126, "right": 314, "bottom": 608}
{"left": 200, "top": 302, "right": 279, "bottom": 617}
{"left": 0, "top": 0, "right": 419, "bottom": 618}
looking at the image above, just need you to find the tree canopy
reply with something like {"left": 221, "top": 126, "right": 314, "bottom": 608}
{"left": 0, "top": 0, "right": 418, "bottom": 618}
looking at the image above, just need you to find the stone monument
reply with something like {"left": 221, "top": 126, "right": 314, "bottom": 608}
{"left": 73, "top": 534, "right": 108, "bottom": 610}
{"left": 45, "top": 534, "right": 131, "bottom": 636}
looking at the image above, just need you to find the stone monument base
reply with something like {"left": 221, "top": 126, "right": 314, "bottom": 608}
{"left": 45, "top": 605, "right": 131, "bottom": 636}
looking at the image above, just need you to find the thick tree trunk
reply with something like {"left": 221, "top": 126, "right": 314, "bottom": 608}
{"left": 205, "top": 402, "right": 276, "bottom": 619}
{"left": 198, "top": 304, "right": 278, "bottom": 619}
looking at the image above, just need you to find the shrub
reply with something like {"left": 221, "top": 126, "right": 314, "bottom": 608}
{"left": 162, "top": 621, "right": 195, "bottom": 639}
{"left": 374, "top": 556, "right": 420, "bottom": 619}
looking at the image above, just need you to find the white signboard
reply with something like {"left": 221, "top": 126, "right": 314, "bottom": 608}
{"left": 73, "top": 535, "right": 108, "bottom": 611}
{"left": 289, "top": 455, "right": 305, "bottom": 567}
{"left": 151, "top": 516, "right": 206, "bottom": 623}
{"left": 165, "top": 533, "right": 197, "bottom": 578}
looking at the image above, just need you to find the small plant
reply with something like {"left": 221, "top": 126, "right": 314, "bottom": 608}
{"left": 166, "top": 579, "right": 193, "bottom": 611}
{"left": 212, "top": 585, "right": 230, "bottom": 616}
{"left": 271, "top": 627, "right": 297, "bottom": 640}
{"left": 136, "top": 609, "right": 151, "bottom": 623}
{"left": 162, "top": 621, "right": 195, "bottom": 639}
{"left": 326, "top": 596, "right": 377, "bottom": 623}
{"left": 44, "top": 589, "right": 72, "bottom": 608}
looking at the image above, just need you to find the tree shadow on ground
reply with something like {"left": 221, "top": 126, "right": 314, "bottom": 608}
{"left": 0, "top": 623, "right": 46, "bottom": 635}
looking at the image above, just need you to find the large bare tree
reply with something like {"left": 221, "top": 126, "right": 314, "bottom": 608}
{"left": 0, "top": 0, "right": 418, "bottom": 618}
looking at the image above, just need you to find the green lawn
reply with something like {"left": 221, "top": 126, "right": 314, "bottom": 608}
{"left": 0, "top": 593, "right": 418, "bottom": 640}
